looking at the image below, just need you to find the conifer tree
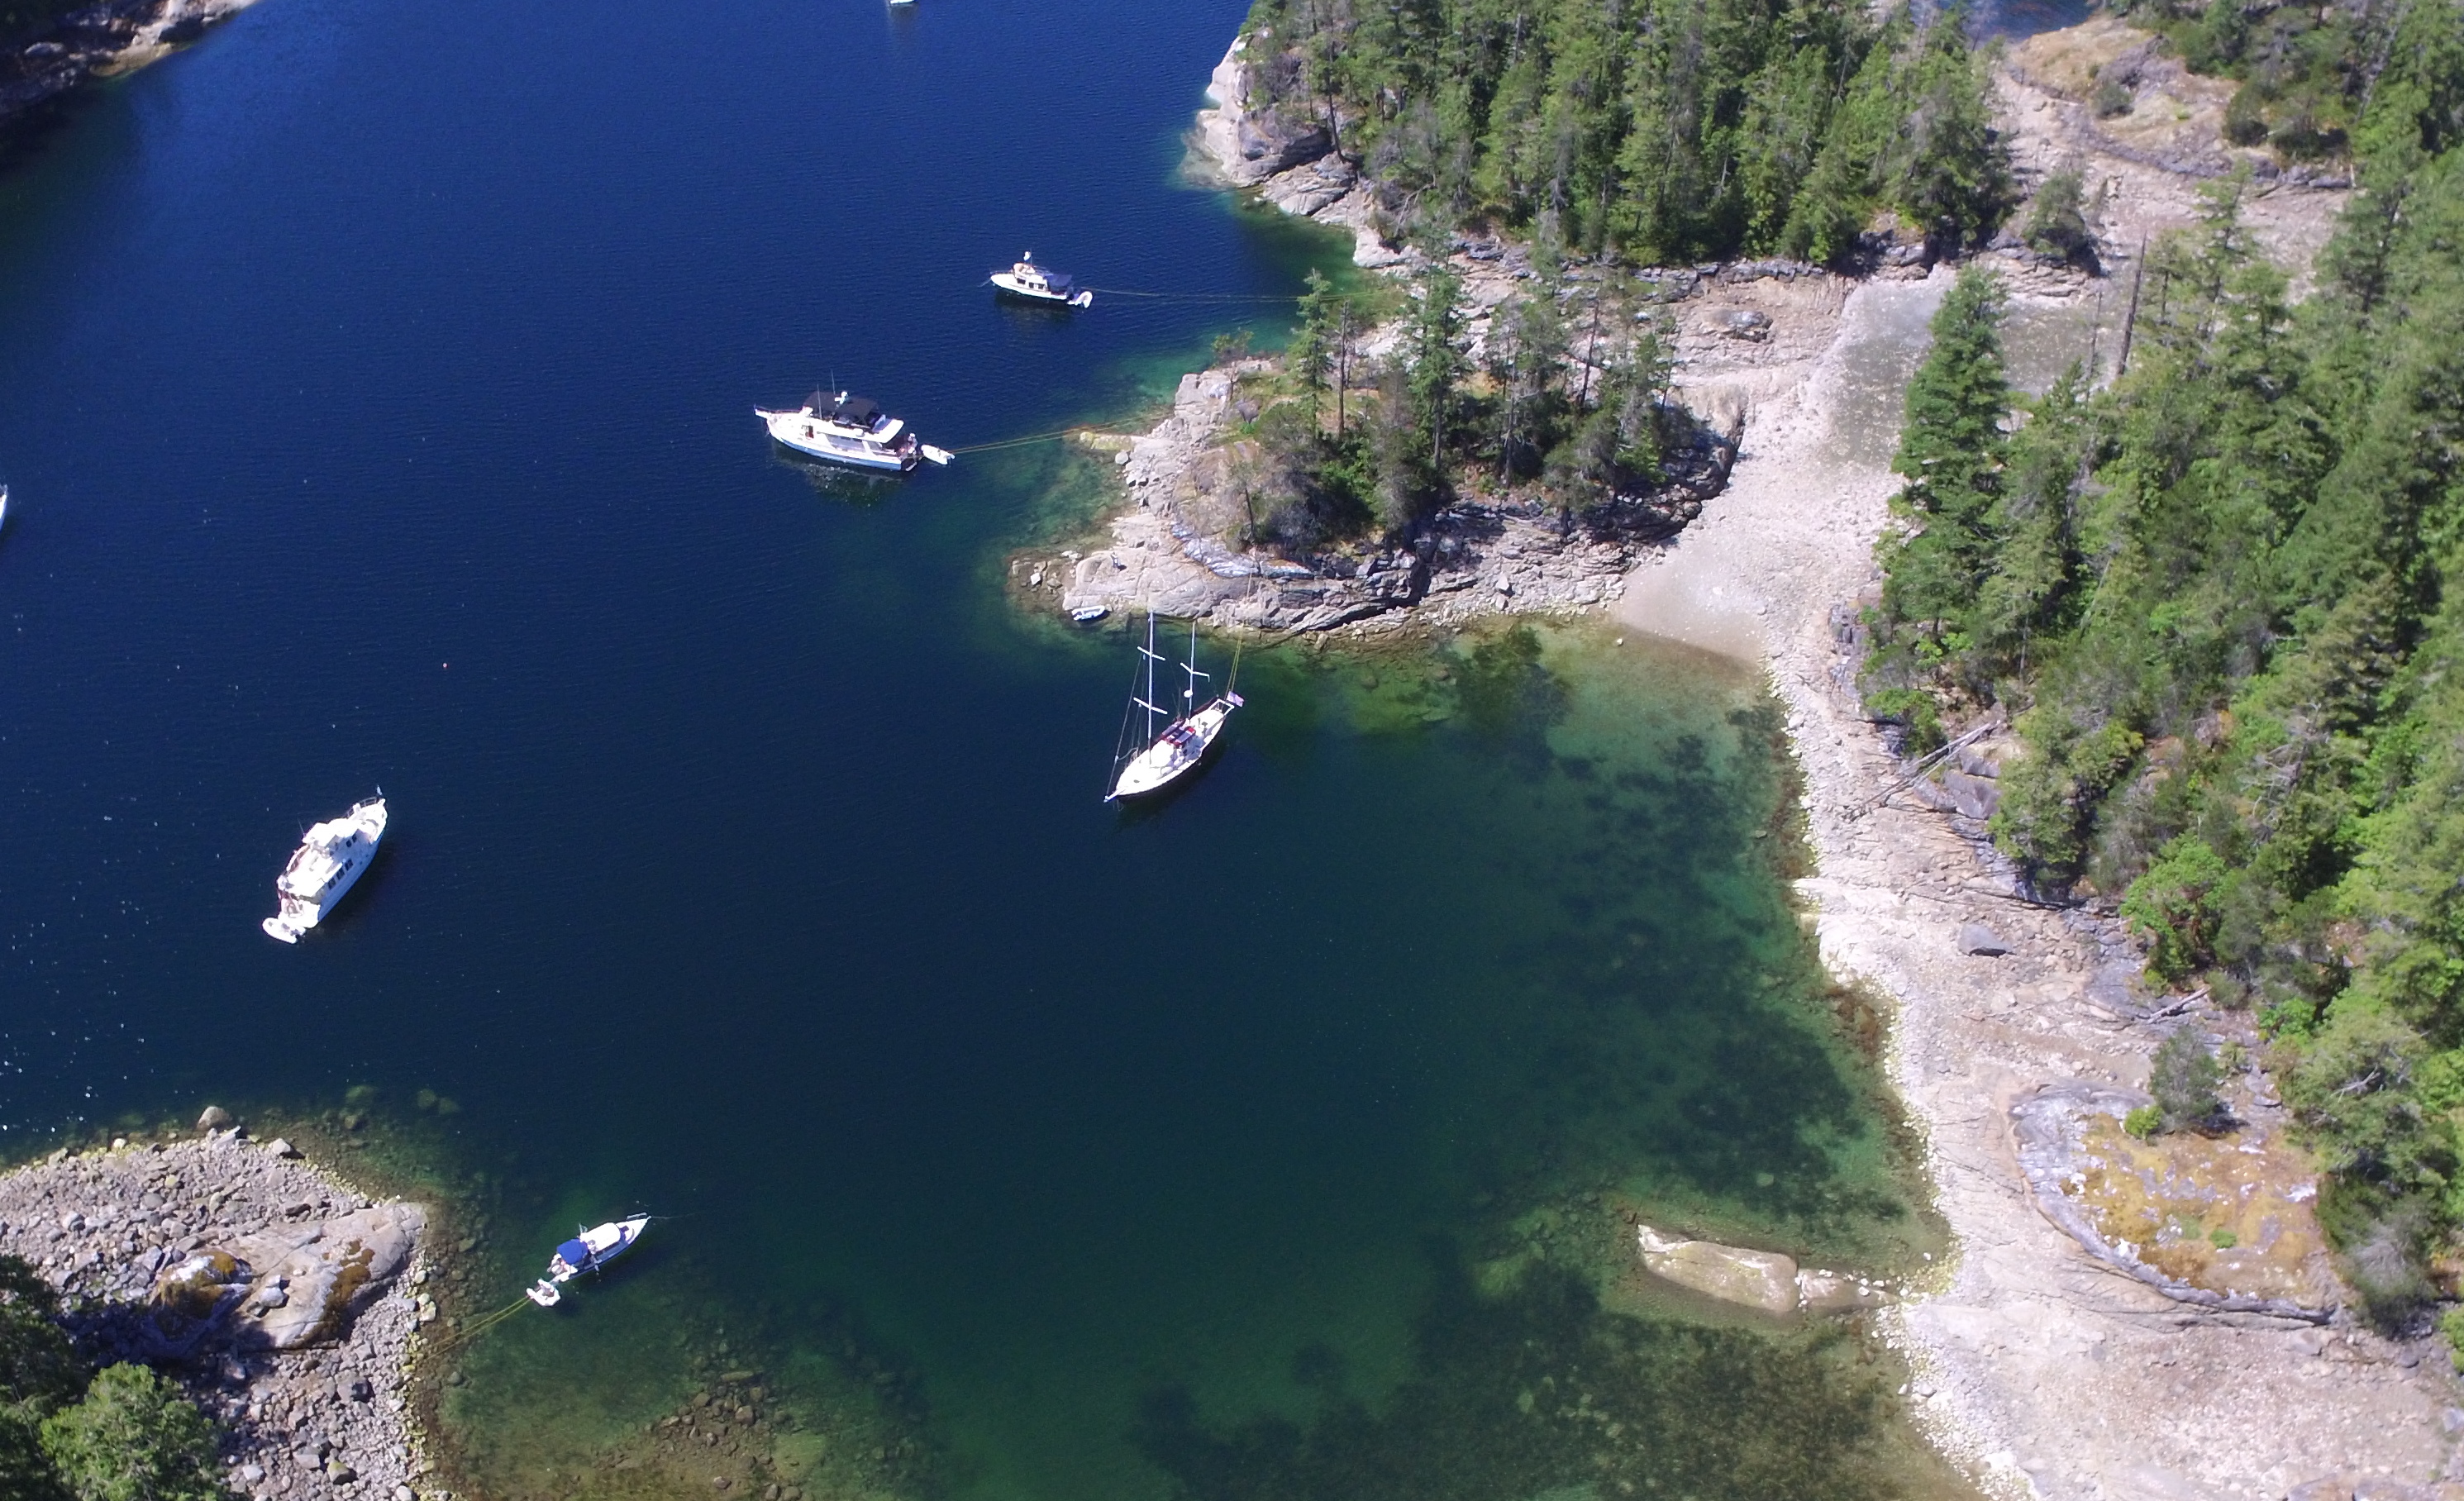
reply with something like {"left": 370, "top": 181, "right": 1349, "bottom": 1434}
{"left": 1878, "top": 264, "right": 2010, "bottom": 640}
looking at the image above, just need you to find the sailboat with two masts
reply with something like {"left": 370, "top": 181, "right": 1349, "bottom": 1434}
{"left": 1107, "top": 612, "right": 1242, "bottom": 802}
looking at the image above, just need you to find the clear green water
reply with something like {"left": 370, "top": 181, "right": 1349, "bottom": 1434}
{"left": 1, "top": 0, "right": 1959, "bottom": 1496}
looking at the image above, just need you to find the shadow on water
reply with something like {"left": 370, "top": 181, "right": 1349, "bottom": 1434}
{"left": 770, "top": 449, "right": 924, "bottom": 506}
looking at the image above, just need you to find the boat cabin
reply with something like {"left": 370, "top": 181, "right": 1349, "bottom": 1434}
{"left": 804, "top": 391, "right": 887, "bottom": 431}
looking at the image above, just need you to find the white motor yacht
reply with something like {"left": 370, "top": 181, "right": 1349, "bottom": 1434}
{"left": 757, "top": 390, "right": 952, "bottom": 472}
{"left": 261, "top": 794, "right": 387, "bottom": 942}
{"left": 991, "top": 253, "right": 1093, "bottom": 309}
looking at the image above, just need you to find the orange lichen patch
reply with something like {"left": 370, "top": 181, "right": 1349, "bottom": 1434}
{"left": 2060, "top": 1116, "right": 2330, "bottom": 1304}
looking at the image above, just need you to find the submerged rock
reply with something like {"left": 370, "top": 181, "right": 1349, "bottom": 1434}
{"left": 1637, "top": 1225, "right": 1893, "bottom": 1314}
{"left": 1637, "top": 1225, "right": 1799, "bottom": 1313}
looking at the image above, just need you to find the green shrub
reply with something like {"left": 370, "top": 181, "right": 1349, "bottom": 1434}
{"left": 2123, "top": 1104, "right": 2162, "bottom": 1139}
{"left": 2150, "top": 1025, "right": 2224, "bottom": 1132}
{"left": 2092, "top": 76, "right": 2134, "bottom": 119}
{"left": 37, "top": 1365, "right": 227, "bottom": 1501}
{"left": 2323, "top": 1192, "right": 2434, "bottom": 1328}
{"left": 2024, "top": 170, "right": 2095, "bottom": 261}
{"left": 2123, "top": 838, "right": 2232, "bottom": 984}
{"left": 0, "top": 1257, "right": 84, "bottom": 1417}
{"left": 2223, "top": 83, "right": 2270, "bottom": 145}
{"left": 1862, "top": 686, "right": 1945, "bottom": 756}
{"left": 2442, "top": 1306, "right": 2464, "bottom": 1370}
{"left": 0, "top": 1408, "right": 71, "bottom": 1501}
{"left": 2208, "top": 1227, "right": 2238, "bottom": 1248}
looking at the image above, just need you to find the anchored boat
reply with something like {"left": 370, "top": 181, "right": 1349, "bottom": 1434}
{"left": 757, "top": 390, "right": 952, "bottom": 472}
{"left": 991, "top": 252, "right": 1093, "bottom": 309}
{"left": 1107, "top": 612, "right": 1242, "bottom": 802}
{"left": 526, "top": 1214, "right": 651, "bottom": 1307}
{"left": 261, "top": 794, "right": 387, "bottom": 943}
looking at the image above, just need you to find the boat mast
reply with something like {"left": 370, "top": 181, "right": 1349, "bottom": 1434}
{"left": 1182, "top": 618, "right": 1210, "bottom": 711}
{"left": 1135, "top": 611, "right": 1169, "bottom": 740}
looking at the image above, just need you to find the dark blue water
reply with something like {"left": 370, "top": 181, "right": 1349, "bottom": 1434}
{"left": 1966, "top": 0, "right": 2096, "bottom": 41}
{"left": 0, "top": 4, "right": 1955, "bottom": 1499}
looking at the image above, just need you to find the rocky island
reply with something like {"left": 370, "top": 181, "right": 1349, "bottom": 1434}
{"left": 0, "top": 0, "right": 260, "bottom": 134}
{"left": 0, "top": 1114, "right": 436, "bottom": 1499}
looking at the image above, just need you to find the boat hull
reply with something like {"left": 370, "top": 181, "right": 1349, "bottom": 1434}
{"left": 991, "top": 274, "right": 1092, "bottom": 308}
{"left": 760, "top": 410, "right": 919, "bottom": 472}
{"left": 1110, "top": 696, "right": 1238, "bottom": 800}
{"left": 543, "top": 1214, "right": 652, "bottom": 1289}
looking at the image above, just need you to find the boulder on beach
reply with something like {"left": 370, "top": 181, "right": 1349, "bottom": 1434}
{"left": 1959, "top": 923, "right": 2014, "bottom": 957}
{"left": 197, "top": 1104, "right": 234, "bottom": 1132}
{"left": 225, "top": 1202, "right": 427, "bottom": 1350}
{"left": 147, "top": 1249, "right": 254, "bottom": 1351}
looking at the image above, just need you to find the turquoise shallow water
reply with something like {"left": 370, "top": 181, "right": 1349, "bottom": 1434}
{"left": 0, "top": 2, "right": 1952, "bottom": 1498}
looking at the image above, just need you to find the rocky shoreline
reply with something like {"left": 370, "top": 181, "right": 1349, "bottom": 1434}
{"left": 1022, "top": 38, "right": 1785, "bottom": 641}
{"left": 1618, "top": 253, "right": 2456, "bottom": 1501}
{"left": 0, "top": 1117, "right": 437, "bottom": 1500}
{"left": 0, "top": 0, "right": 259, "bottom": 134}
{"left": 1132, "top": 17, "right": 2456, "bottom": 1498}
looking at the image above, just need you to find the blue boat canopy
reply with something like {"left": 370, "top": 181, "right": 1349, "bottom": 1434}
{"left": 557, "top": 1238, "right": 591, "bottom": 1266}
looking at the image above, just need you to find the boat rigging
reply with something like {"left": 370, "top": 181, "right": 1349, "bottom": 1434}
{"left": 1107, "top": 612, "right": 1242, "bottom": 802}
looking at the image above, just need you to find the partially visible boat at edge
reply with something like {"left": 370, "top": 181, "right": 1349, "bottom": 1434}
{"left": 261, "top": 794, "right": 387, "bottom": 943}
{"left": 1, "top": 485, "right": 10, "bottom": 533}
{"left": 991, "top": 253, "right": 1093, "bottom": 309}
{"left": 1107, "top": 612, "right": 1241, "bottom": 802}
{"left": 526, "top": 1214, "right": 652, "bottom": 1308}
{"left": 757, "top": 390, "right": 952, "bottom": 472}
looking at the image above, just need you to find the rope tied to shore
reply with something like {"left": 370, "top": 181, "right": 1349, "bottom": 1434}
{"left": 1079, "top": 288, "right": 1301, "bottom": 303}
{"left": 945, "top": 427, "right": 1086, "bottom": 455}
{"left": 437, "top": 1293, "right": 536, "bottom": 1347}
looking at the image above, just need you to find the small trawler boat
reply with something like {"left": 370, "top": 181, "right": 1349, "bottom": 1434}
{"left": 990, "top": 252, "right": 1093, "bottom": 309}
{"left": 1107, "top": 612, "right": 1242, "bottom": 801}
{"left": 526, "top": 1214, "right": 652, "bottom": 1307}
{"left": 0, "top": 484, "right": 10, "bottom": 532}
{"left": 757, "top": 390, "right": 953, "bottom": 472}
{"left": 260, "top": 794, "right": 387, "bottom": 943}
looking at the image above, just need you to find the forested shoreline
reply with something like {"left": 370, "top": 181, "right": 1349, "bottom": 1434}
{"left": 1213, "top": 0, "right": 2023, "bottom": 565}
{"left": 1238, "top": 0, "right": 2009, "bottom": 264}
{"left": 1225, "top": 0, "right": 2464, "bottom": 1341}
{"left": 1862, "top": 0, "right": 2464, "bottom": 1330}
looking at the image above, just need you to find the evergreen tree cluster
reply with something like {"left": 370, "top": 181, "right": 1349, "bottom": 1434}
{"left": 1861, "top": 13, "right": 2464, "bottom": 1324}
{"left": 1242, "top": 257, "right": 1684, "bottom": 546}
{"left": 1238, "top": 0, "right": 2010, "bottom": 264}
{"left": 0, "top": 1255, "right": 229, "bottom": 1500}
{"left": 2115, "top": 0, "right": 2464, "bottom": 162}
